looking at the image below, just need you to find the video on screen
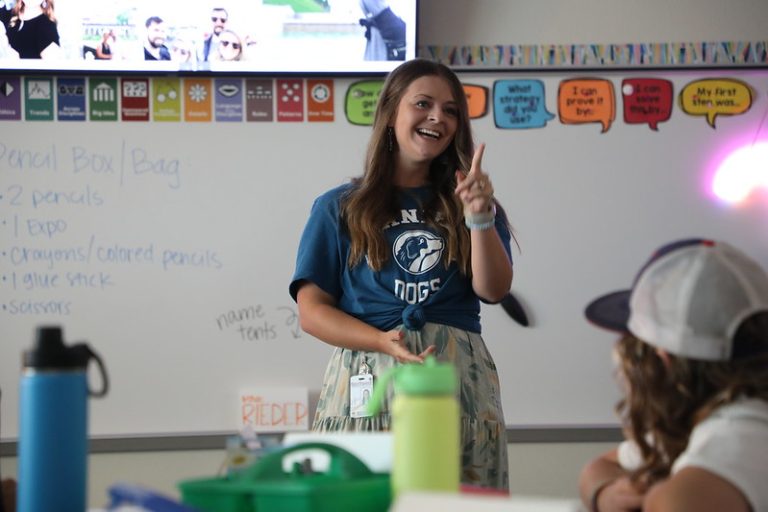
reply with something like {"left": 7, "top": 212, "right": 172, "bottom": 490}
{"left": 0, "top": 0, "right": 417, "bottom": 74}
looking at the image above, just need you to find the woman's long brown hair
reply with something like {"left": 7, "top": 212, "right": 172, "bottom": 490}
{"left": 342, "top": 58, "right": 494, "bottom": 274}
{"left": 615, "top": 311, "right": 768, "bottom": 490}
{"left": 10, "top": 0, "right": 56, "bottom": 28}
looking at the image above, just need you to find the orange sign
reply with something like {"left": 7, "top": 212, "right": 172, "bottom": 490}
{"left": 183, "top": 78, "right": 212, "bottom": 122}
{"left": 558, "top": 78, "right": 615, "bottom": 132}
{"left": 307, "top": 79, "right": 334, "bottom": 122}
{"left": 463, "top": 84, "right": 488, "bottom": 119}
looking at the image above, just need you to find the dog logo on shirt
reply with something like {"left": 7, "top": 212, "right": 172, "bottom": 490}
{"left": 393, "top": 230, "right": 444, "bottom": 275}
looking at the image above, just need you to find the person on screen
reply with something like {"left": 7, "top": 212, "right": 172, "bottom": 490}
{"left": 289, "top": 58, "right": 515, "bottom": 491}
{"left": 200, "top": 7, "right": 228, "bottom": 62}
{"left": 95, "top": 29, "right": 115, "bottom": 60}
{"left": 578, "top": 239, "right": 768, "bottom": 512}
{"left": 143, "top": 16, "right": 170, "bottom": 61}
{"left": 0, "top": 0, "right": 61, "bottom": 59}
{"left": 210, "top": 28, "right": 242, "bottom": 62}
{"left": 0, "top": 20, "right": 19, "bottom": 59}
{"left": 358, "top": 0, "right": 405, "bottom": 61}
{"left": 170, "top": 35, "right": 195, "bottom": 66}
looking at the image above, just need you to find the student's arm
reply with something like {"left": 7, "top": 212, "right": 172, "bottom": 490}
{"left": 296, "top": 282, "right": 434, "bottom": 363}
{"left": 643, "top": 467, "right": 750, "bottom": 512}
{"left": 454, "top": 143, "right": 513, "bottom": 302}
{"left": 579, "top": 447, "right": 644, "bottom": 512}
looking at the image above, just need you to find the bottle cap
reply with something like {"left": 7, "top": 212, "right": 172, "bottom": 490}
{"left": 393, "top": 356, "right": 457, "bottom": 395}
{"left": 23, "top": 326, "right": 91, "bottom": 370}
{"left": 366, "top": 356, "right": 457, "bottom": 416}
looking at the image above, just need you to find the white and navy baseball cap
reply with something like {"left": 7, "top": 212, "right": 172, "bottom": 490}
{"left": 585, "top": 238, "right": 768, "bottom": 361}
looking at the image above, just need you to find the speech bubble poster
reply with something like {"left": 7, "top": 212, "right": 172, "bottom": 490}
{"left": 621, "top": 78, "right": 673, "bottom": 130}
{"left": 493, "top": 79, "right": 555, "bottom": 129}
{"left": 345, "top": 80, "right": 384, "bottom": 126}
{"left": 558, "top": 78, "right": 616, "bottom": 132}
{"left": 678, "top": 78, "right": 753, "bottom": 128}
{"left": 463, "top": 84, "right": 489, "bottom": 119}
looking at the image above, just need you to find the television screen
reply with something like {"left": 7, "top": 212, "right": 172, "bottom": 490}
{"left": 0, "top": 0, "right": 418, "bottom": 75}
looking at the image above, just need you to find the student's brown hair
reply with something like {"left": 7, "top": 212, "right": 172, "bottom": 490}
{"left": 615, "top": 311, "right": 768, "bottom": 489}
{"left": 11, "top": 0, "right": 56, "bottom": 28}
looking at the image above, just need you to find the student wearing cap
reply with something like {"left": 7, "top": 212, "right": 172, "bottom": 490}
{"left": 578, "top": 238, "right": 768, "bottom": 512}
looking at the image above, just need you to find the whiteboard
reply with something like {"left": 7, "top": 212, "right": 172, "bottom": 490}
{"left": 1, "top": 67, "right": 768, "bottom": 439}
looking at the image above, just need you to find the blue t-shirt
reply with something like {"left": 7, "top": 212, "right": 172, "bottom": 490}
{"left": 289, "top": 184, "right": 512, "bottom": 333}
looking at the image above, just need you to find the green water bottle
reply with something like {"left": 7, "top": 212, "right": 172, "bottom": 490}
{"left": 368, "top": 356, "right": 460, "bottom": 497}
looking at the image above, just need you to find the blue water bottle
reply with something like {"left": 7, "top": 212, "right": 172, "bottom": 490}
{"left": 18, "top": 326, "right": 109, "bottom": 512}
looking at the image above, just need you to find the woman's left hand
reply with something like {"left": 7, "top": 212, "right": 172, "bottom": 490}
{"left": 454, "top": 143, "right": 494, "bottom": 215}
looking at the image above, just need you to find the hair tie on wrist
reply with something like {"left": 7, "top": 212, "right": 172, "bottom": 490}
{"left": 464, "top": 203, "right": 496, "bottom": 230}
{"left": 465, "top": 218, "right": 495, "bottom": 230}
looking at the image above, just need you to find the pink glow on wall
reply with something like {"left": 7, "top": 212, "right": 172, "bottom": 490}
{"left": 711, "top": 142, "right": 768, "bottom": 204}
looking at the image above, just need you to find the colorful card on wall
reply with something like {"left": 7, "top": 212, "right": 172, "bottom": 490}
{"left": 183, "top": 78, "right": 212, "bottom": 122}
{"left": 307, "top": 79, "right": 334, "bottom": 122}
{"left": 463, "top": 84, "right": 488, "bottom": 119}
{"left": 245, "top": 79, "right": 273, "bottom": 122}
{"left": 557, "top": 78, "right": 616, "bottom": 132}
{"left": 344, "top": 80, "right": 384, "bottom": 125}
{"left": 621, "top": 78, "right": 673, "bottom": 131}
{"left": 240, "top": 388, "right": 309, "bottom": 432}
{"left": 89, "top": 77, "right": 118, "bottom": 121}
{"left": 678, "top": 78, "right": 753, "bottom": 129}
{"left": 215, "top": 78, "right": 243, "bottom": 122}
{"left": 152, "top": 77, "right": 181, "bottom": 122}
{"left": 57, "top": 77, "right": 86, "bottom": 121}
{"left": 276, "top": 79, "right": 304, "bottom": 122}
{"left": 121, "top": 78, "right": 150, "bottom": 121}
{"left": 24, "top": 77, "right": 54, "bottom": 121}
{"left": 0, "top": 77, "right": 22, "bottom": 120}
{"left": 493, "top": 79, "right": 555, "bottom": 129}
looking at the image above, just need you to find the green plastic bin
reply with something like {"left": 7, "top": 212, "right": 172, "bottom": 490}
{"left": 179, "top": 442, "right": 391, "bottom": 512}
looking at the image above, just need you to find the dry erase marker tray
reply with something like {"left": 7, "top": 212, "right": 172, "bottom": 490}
{"left": 178, "top": 442, "right": 391, "bottom": 512}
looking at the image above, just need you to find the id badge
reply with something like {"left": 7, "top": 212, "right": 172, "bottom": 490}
{"left": 350, "top": 373, "right": 374, "bottom": 418}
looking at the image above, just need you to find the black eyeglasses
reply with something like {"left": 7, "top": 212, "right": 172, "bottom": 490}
{"left": 211, "top": 16, "right": 227, "bottom": 22}
{"left": 220, "top": 40, "right": 241, "bottom": 50}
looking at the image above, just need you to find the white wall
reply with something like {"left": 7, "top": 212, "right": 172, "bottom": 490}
{"left": 419, "top": 0, "right": 768, "bottom": 45}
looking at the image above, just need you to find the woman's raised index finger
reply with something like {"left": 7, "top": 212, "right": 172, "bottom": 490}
{"left": 470, "top": 143, "right": 486, "bottom": 174}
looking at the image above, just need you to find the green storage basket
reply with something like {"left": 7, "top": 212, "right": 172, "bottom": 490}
{"left": 179, "top": 442, "right": 391, "bottom": 512}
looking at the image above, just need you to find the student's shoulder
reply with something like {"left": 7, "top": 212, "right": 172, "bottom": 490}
{"left": 644, "top": 467, "right": 751, "bottom": 512}
{"left": 699, "top": 397, "right": 768, "bottom": 433}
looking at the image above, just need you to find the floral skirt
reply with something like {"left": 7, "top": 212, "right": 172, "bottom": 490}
{"left": 312, "top": 322, "right": 509, "bottom": 490}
